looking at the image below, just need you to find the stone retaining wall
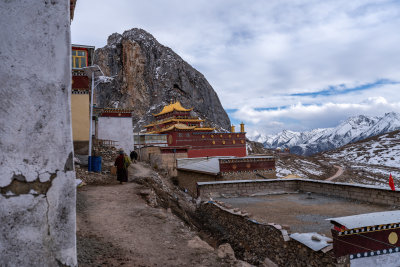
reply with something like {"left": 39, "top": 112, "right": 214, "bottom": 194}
{"left": 297, "top": 180, "right": 400, "bottom": 206}
{"left": 139, "top": 146, "right": 161, "bottom": 162}
{"left": 198, "top": 179, "right": 298, "bottom": 198}
{"left": 177, "top": 170, "right": 277, "bottom": 197}
{"left": 197, "top": 179, "right": 400, "bottom": 206}
{"left": 140, "top": 146, "right": 188, "bottom": 176}
{"left": 223, "top": 170, "right": 276, "bottom": 180}
{"left": 177, "top": 170, "right": 221, "bottom": 196}
{"left": 197, "top": 202, "right": 340, "bottom": 266}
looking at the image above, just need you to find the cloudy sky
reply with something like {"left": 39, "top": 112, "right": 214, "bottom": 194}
{"left": 72, "top": 0, "right": 400, "bottom": 137}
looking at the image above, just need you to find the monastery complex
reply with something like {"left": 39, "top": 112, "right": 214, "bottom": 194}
{"left": 143, "top": 101, "right": 247, "bottom": 158}
{"left": 1, "top": 1, "right": 400, "bottom": 266}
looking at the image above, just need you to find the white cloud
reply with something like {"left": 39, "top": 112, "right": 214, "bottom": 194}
{"left": 71, "top": 0, "right": 400, "bottom": 134}
{"left": 233, "top": 96, "right": 400, "bottom": 136}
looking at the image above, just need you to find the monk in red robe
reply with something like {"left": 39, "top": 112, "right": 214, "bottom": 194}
{"left": 114, "top": 150, "right": 128, "bottom": 184}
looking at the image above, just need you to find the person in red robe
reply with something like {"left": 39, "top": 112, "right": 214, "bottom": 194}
{"left": 114, "top": 150, "right": 128, "bottom": 184}
{"left": 389, "top": 173, "right": 396, "bottom": 191}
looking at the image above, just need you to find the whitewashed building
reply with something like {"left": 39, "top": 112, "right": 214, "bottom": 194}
{"left": 96, "top": 108, "right": 135, "bottom": 153}
{"left": 0, "top": 0, "right": 77, "bottom": 265}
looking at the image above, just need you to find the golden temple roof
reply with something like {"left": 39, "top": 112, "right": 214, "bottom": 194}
{"left": 144, "top": 118, "right": 204, "bottom": 128}
{"left": 147, "top": 123, "right": 196, "bottom": 134}
{"left": 153, "top": 101, "right": 193, "bottom": 117}
{"left": 194, "top": 127, "right": 215, "bottom": 131}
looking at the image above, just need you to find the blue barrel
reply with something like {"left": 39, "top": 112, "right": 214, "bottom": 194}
{"left": 88, "top": 156, "right": 102, "bottom": 172}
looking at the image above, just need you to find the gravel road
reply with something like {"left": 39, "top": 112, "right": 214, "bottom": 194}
{"left": 76, "top": 163, "right": 251, "bottom": 266}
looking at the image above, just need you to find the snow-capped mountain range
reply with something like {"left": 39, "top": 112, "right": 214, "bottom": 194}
{"left": 251, "top": 112, "right": 400, "bottom": 156}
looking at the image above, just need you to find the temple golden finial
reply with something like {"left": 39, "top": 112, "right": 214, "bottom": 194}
{"left": 231, "top": 125, "right": 235, "bottom": 133}
{"left": 240, "top": 122, "right": 245, "bottom": 133}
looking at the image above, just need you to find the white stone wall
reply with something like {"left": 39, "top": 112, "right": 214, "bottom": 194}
{"left": 0, "top": 0, "right": 76, "bottom": 266}
{"left": 97, "top": 117, "right": 134, "bottom": 153}
{"left": 351, "top": 253, "right": 400, "bottom": 267}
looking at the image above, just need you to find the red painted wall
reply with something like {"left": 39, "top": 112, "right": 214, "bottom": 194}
{"left": 72, "top": 75, "right": 89, "bottom": 90}
{"left": 332, "top": 227, "right": 400, "bottom": 257}
{"left": 166, "top": 131, "right": 247, "bottom": 158}
{"left": 187, "top": 147, "right": 247, "bottom": 158}
{"left": 100, "top": 112, "right": 132, "bottom": 117}
{"left": 170, "top": 131, "right": 246, "bottom": 148}
{"left": 155, "top": 111, "right": 191, "bottom": 120}
{"left": 219, "top": 158, "right": 275, "bottom": 173}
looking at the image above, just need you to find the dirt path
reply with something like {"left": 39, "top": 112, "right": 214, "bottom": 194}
{"left": 325, "top": 165, "right": 343, "bottom": 181}
{"left": 76, "top": 163, "right": 246, "bottom": 266}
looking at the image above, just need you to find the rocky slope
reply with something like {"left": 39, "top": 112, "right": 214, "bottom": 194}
{"left": 94, "top": 28, "right": 230, "bottom": 131}
{"left": 275, "top": 153, "right": 337, "bottom": 180}
{"left": 245, "top": 140, "right": 337, "bottom": 180}
{"left": 253, "top": 112, "right": 400, "bottom": 155}
{"left": 248, "top": 129, "right": 400, "bottom": 187}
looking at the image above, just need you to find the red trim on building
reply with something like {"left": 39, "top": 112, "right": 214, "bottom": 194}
{"left": 219, "top": 158, "right": 275, "bottom": 173}
{"left": 332, "top": 228, "right": 400, "bottom": 258}
{"left": 72, "top": 46, "right": 89, "bottom": 67}
{"left": 100, "top": 112, "right": 132, "bottom": 117}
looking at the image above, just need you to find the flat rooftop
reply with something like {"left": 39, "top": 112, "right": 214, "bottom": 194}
{"left": 216, "top": 192, "right": 395, "bottom": 237}
{"left": 177, "top": 155, "right": 275, "bottom": 175}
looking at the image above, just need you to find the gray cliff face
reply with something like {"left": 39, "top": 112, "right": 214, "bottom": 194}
{"left": 94, "top": 28, "right": 231, "bottom": 131}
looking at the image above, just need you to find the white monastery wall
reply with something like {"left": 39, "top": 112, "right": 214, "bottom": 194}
{"left": 97, "top": 117, "right": 134, "bottom": 153}
{"left": 0, "top": 1, "right": 76, "bottom": 266}
{"left": 351, "top": 253, "right": 400, "bottom": 267}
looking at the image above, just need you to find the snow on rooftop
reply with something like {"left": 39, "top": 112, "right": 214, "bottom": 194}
{"left": 177, "top": 156, "right": 275, "bottom": 175}
{"left": 97, "top": 75, "right": 114, "bottom": 83}
{"left": 177, "top": 157, "right": 228, "bottom": 175}
{"left": 290, "top": 232, "right": 332, "bottom": 251}
{"left": 327, "top": 210, "right": 400, "bottom": 229}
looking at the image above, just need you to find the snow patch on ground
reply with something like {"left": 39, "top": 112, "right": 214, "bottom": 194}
{"left": 325, "top": 132, "right": 400, "bottom": 169}
{"left": 321, "top": 131, "right": 400, "bottom": 186}
{"left": 275, "top": 166, "right": 292, "bottom": 178}
{"left": 98, "top": 76, "right": 114, "bottom": 83}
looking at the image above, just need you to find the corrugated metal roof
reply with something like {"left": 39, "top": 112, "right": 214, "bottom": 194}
{"left": 327, "top": 210, "right": 400, "bottom": 229}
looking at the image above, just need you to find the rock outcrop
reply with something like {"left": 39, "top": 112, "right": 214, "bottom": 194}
{"left": 94, "top": 28, "right": 231, "bottom": 131}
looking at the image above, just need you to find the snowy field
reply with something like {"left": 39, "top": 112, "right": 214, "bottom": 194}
{"left": 321, "top": 131, "right": 400, "bottom": 186}
{"left": 275, "top": 155, "right": 331, "bottom": 179}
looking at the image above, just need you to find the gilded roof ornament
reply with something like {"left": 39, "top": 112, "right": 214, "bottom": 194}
{"left": 153, "top": 101, "right": 193, "bottom": 116}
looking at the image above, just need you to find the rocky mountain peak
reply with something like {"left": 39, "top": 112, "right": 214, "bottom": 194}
{"left": 122, "top": 28, "right": 159, "bottom": 47}
{"left": 343, "top": 114, "right": 377, "bottom": 126}
{"left": 107, "top": 32, "right": 123, "bottom": 46}
{"left": 94, "top": 28, "right": 231, "bottom": 131}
